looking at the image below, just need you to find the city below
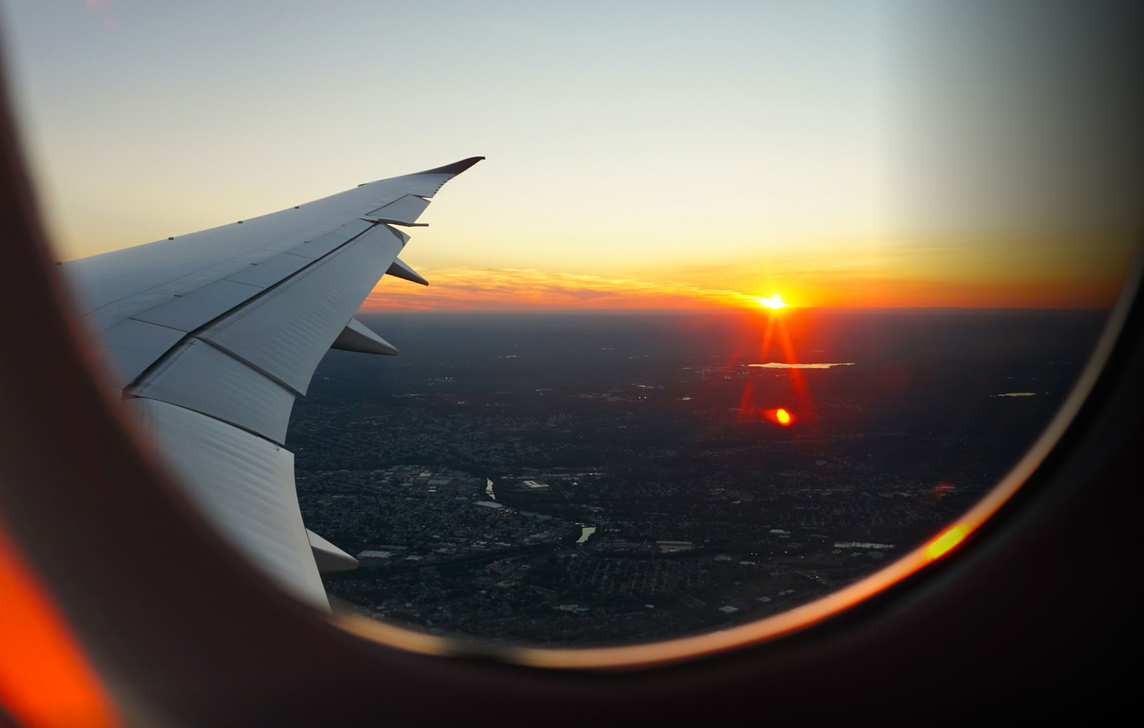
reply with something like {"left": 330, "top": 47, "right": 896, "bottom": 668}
{"left": 288, "top": 309, "right": 1104, "bottom": 646}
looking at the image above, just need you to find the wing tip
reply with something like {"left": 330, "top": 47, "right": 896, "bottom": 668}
{"left": 416, "top": 156, "right": 485, "bottom": 176}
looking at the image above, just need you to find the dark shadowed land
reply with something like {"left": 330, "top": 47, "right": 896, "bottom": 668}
{"left": 288, "top": 308, "right": 1107, "bottom": 646}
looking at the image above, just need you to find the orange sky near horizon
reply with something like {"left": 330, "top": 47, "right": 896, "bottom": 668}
{"left": 363, "top": 260, "right": 1132, "bottom": 312}
{"left": 368, "top": 229, "right": 1138, "bottom": 311}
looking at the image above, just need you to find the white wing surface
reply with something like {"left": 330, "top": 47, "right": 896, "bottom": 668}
{"left": 60, "top": 158, "right": 483, "bottom": 609}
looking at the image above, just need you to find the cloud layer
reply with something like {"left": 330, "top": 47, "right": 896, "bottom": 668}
{"left": 364, "top": 258, "right": 1129, "bottom": 311}
{"left": 365, "top": 268, "right": 763, "bottom": 310}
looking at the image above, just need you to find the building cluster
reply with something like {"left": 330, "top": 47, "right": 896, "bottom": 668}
{"left": 289, "top": 361, "right": 1005, "bottom": 646}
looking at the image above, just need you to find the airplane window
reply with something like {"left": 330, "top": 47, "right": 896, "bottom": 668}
{"left": 2, "top": 0, "right": 1140, "bottom": 669}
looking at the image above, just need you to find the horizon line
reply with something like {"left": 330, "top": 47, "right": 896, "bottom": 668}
{"left": 356, "top": 305, "right": 1115, "bottom": 314}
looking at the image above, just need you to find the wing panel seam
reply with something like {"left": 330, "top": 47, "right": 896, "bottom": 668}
{"left": 193, "top": 336, "right": 304, "bottom": 398}
{"left": 126, "top": 393, "right": 291, "bottom": 448}
{"left": 123, "top": 222, "right": 390, "bottom": 390}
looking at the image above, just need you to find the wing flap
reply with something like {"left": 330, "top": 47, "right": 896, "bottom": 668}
{"left": 125, "top": 398, "right": 327, "bottom": 609}
{"left": 200, "top": 224, "right": 403, "bottom": 395}
{"left": 130, "top": 339, "right": 296, "bottom": 444}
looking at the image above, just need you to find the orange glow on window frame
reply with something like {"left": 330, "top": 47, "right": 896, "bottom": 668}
{"left": 925, "top": 524, "right": 970, "bottom": 562}
{"left": 0, "top": 521, "right": 120, "bottom": 728}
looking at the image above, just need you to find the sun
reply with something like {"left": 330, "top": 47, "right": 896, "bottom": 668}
{"left": 759, "top": 294, "right": 787, "bottom": 309}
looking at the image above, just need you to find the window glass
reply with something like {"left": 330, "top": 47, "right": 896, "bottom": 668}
{"left": 7, "top": 0, "right": 1141, "bottom": 650}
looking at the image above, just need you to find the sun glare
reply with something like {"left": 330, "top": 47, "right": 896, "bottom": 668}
{"left": 760, "top": 294, "right": 787, "bottom": 310}
{"left": 759, "top": 407, "right": 796, "bottom": 426}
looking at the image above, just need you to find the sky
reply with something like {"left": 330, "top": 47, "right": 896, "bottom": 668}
{"left": 1, "top": 0, "right": 1141, "bottom": 310}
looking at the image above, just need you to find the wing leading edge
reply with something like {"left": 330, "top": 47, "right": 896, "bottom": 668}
{"left": 62, "top": 158, "right": 483, "bottom": 608}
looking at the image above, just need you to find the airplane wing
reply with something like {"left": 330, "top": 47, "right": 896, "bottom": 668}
{"left": 58, "top": 157, "right": 483, "bottom": 609}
